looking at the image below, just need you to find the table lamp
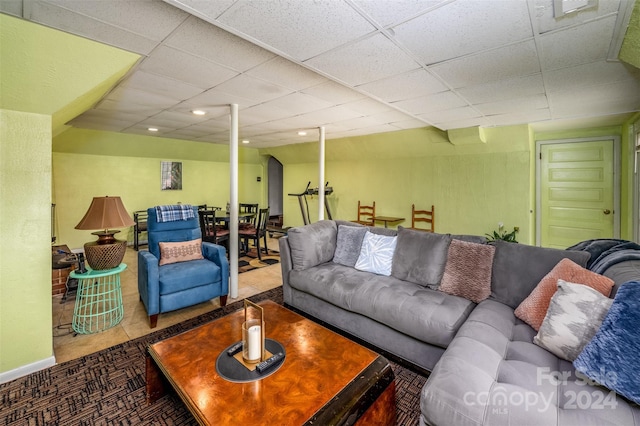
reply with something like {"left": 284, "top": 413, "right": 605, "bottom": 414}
{"left": 75, "top": 196, "right": 135, "bottom": 270}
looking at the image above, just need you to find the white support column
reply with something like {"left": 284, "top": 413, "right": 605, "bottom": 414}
{"left": 318, "top": 126, "right": 326, "bottom": 221}
{"left": 229, "top": 104, "right": 239, "bottom": 299}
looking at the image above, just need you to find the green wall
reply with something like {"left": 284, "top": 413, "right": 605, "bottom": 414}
{"left": 264, "top": 125, "right": 534, "bottom": 243}
{"left": 53, "top": 129, "right": 266, "bottom": 250}
{"left": 0, "top": 110, "right": 53, "bottom": 375}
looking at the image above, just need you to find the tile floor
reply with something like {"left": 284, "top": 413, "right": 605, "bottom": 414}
{"left": 52, "top": 238, "right": 283, "bottom": 364}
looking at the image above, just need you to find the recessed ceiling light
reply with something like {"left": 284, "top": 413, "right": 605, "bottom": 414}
{"left": 297, "top": 131, "right": 307, "bottom": 136}
{"left": 191, "top": 110, "right": 206, "bottom": 116}
{"left": 242, "top": 140, "right": 250, "bottom": 144}
{"left": 148, "top": 127, "right": 158, "bottom": 132}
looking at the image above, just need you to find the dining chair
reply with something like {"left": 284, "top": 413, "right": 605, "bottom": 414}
{"left": 410, "top": 204, "right": 435, "bottom": 232}
{"left": 198, "top": 209, "right": 230, "bottom": 247}
{"left": 239, "top": 207, "right": 270, "bottom": 260}
{"left": 353, "top": 201, "right": 375, "bottom": 226}
{"left": 239, "top": 203, "right": 259, "bottom": 229}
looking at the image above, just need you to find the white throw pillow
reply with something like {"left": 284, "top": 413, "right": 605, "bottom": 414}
{"left": 533, "top": 279, "right": 612, "bottom": 361}
{"left": 354, "top": 231, "right": 397, "bottom": 276}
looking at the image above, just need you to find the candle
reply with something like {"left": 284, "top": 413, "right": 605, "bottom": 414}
{"left": 247, "top": 324, "right": 261, "bottom": 361}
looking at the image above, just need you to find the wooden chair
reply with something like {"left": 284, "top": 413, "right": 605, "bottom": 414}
{"left": 133, "top": 210, "right": 148, "bottom": 251}
{"left": 353, "top": 201, "right": 375, "bottom": 226}
{"left": 410, "top": 204, "right": 435, "bottom": 232}
{"left": 239, "top": 203, "right": 258, "bottom": 229}
{"left": 198, "top": 209, "right": 230, "bottom": 247}
{"left": 239, "top": 207, "right": 270, "bottom": 260}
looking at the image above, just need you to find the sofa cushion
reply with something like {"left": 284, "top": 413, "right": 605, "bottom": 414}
{"left": 287, "top": 220, "right": 337, "bottom": 271}
{"left": 439, "top": 239, "right": 495, "bottom": 303}
{"left": 354, "top": 231, "right": 397, "bottom": 276}
{"left": 391, "top": 227, "right": 452, "bottom": 289}
{"left": 289, "top": 263, "right": 475, "bottom": 348}
{"left": 158, "top": 238, "right": 204, "bottom": 265}
{"left": 490, "top": 240, "right": 591, "bottom": 309}
{"left": 515, "top": 258, "right": 614, "bottom": 330}
{"left": 333, "top": 225, "right": 368, "bottom": 267}
{"left": 534, "top": 279, "right": 612, "bottom": 361}
{"left": 421, "top": 298, "right": 640, "bottom": 426}
{"left": 574, "top": 281, "right": 640, "bottom": 406}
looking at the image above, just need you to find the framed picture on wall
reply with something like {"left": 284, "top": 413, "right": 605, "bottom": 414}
{"left": 161, "top": 161, "right": 182, "bottom": 190}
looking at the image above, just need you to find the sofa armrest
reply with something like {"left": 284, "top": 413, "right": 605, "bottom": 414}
{"left": 279, "top": 236, "right": 293, "bottom": 303}
{"left": 202, "top": 242, "right": 229, "bottom": 296}
{"left": 138, "top": 250, "right": 160, "bottom": 316}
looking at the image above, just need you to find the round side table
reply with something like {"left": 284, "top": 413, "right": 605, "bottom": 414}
{"left": 70, "top": 263, "right": 126, "bottom": 334}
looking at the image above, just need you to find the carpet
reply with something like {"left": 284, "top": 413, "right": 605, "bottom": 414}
{"left": 238, "top": 247, "right": 280, "bottom": 273}
{"left": 1, "top": 287, "right": 428, "bottom": 425}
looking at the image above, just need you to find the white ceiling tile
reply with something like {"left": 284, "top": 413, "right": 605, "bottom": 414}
{"left": 164, "top": 0, "right": 236, "bottom": 21}
{"left": 549, "top": 79, "right": 640, "bottom": 116}
{"left": 139, "top": 46, "right": 239, "bottom": 89}
{"left": 183, "top": 89, "right": 260, "bottom": 110}
{"left": 391, "top": 91, "right": 468, "bottom": 115}
{"left": 420, "top": 106, "right": 482, "bottom": 124}
{"left": 164, "top": 16, "right": 275, "bottom": 72}
{"left": 305, "top": 33, "right": 420, "bottom": 86}
{"left": 301, "top": 81, "right": 366, "bottom": 105}
{"left": 433, "top": 117, "right": 489, "bottom": 131}
{"left": 30, "top": 1, "right": 158, "bottom": 54}
{"left": 297, "top": 105, "right": 365, "bottom": 125}
{"left": 212, "top": 75, "right": 294, "bottom": 104}
{"left": 456, "top": 74, "right": 545, "bottom": 104}
{"left": 539, "top": 15, "right": 617, "bottom": 70}
{"left": 389, "top": 118, "right": 432, "bottom": 130}
{"left": 369, "top": 109, "right": 418, "bottom": 123}
{"left": 44, "top": 0, "right": 189, "bottom": 41}
{"left": 246, "top": 57, "right": 327, "bottom": 91}
{"left": 334, "top": 115, "right": 389, "bottom": 130}
{"left": 430, "top": 40, "right": 541, "bottom": 88}
{"left": 106, "top": 87, "right": 178, "bottom": 109}
{"left": 533, "top": 0, "right": 621, "bottom": 34}
{"left": 357, "top": 69, "right": 448, "bottom": 102}
{"left": 239, "top": 104, "right": 293, "bottom": 125}
{"left": 266, "top": 93, "right": 334, "bottom": 115}
{"left": 545, "top": 60, "right": 640, "bottom": 92}
{"left": 119, "top": 71, "right": 203, "bottom": 101}
{"left": 393, "top": 0, "right": 533, "bottom": 65}
{"left": 488, "top": 108, "right": 552, "bottom": 126}
{"left": 343, "top": 98, "right": 396, "bottom": 116}
{"left": 145, "top": 110, "right": 209, "bottom": 127}
{"left": 474, "top": 94, "right": 549, "bottom": 115}
{"left": 0, "top": 0, "right": 23, "bottom": 17}
{"left": 216, "top": 0, "right": 376, "bottom": 60}
{"left": 352, "top": 0, "right": 446, "bottom": 28}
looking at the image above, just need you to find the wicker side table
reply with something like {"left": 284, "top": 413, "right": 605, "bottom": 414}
{"left": 70, "top": 263, "right": 126, "bottom": 334}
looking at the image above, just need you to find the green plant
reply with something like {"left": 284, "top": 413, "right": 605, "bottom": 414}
{"left": 485, "top": 222, "right": 519, "bottom": 243}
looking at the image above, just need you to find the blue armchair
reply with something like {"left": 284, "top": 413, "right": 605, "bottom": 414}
{"left": 138, "top": 206, "right": 229, "bottom": 328}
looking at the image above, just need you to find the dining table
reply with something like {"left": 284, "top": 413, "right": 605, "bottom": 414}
{"left": 374, "top": 216, "right": 405, "bottom": 228}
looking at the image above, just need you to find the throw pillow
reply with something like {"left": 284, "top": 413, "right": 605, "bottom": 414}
{"left": 533, "top": 279, "right": 613, "bottom": 361}
{"left": 287, "top": 220, "right": 337, "bottom": 271}
{"left": 573, "top": 281, "right": 640, "bottom": 405}
{"left": 333, "top": 225, "right": 368, "bottom": 267}
{"left": 515, "top": 258, "right": 614, "bottom": 330}
{"left": 159, "top": 238, "right": 204, "bottom": 265}
{"left": 354, "top": 231, "right": 397, "bottom": 276}
{"left": 439, "top": 239, "right": 495, "bottom": 303}
{"left": 490, "top": 240, "right": 590, "bottom": 309}
{"left": 391, "top": 227, "right": 451, "bottom": 288}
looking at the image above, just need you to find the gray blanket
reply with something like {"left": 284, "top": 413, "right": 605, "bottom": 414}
{"left": 568, "top": 239, "right": 640, "bottom": 273}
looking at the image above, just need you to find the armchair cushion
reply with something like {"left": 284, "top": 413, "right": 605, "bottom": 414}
{"left": 158, "top": 238, "right": 204, "bottom": 265}
{"left": 159, "top": 259, "right": 221, "bottom": 294}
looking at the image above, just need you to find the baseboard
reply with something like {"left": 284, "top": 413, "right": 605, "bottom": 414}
{"left": 0, "top": 356, "right": 56, "bottom": 384}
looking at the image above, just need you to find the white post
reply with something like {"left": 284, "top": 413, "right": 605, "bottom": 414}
{"left": 318, "top": 126, "right": 326, "bottom": 221}
{"left": 229, "top": 104, "right": 239, "bottom": 299}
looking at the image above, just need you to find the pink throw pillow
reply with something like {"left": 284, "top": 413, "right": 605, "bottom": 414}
{"left": 515, "top": 258, "right": 614, "bottom": 330}
{"left": 439, "top": 240, "right": 495, "bottom": 303}
{"left": 159, "top": 238, "right": 204, "bottom": 265}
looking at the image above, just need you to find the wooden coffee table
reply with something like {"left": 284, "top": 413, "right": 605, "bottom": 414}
{"left": 146, "top": 301, "right": 396, "bottom": 425}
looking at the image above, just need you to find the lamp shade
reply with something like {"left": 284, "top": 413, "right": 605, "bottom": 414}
{"left": 75, "top": 196, "right": 135, "bottom": 230}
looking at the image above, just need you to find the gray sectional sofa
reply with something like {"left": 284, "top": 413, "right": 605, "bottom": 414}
{"left": 279, "top": 220, "right": 640, "bottom": 426}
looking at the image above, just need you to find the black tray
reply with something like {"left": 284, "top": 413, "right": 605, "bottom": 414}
{"left": 216, "top": 338, "right": 285, "bottom": 383}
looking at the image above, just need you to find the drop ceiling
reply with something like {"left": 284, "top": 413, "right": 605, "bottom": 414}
{"left": 2, "top": 0, "right": 639, "bottom": 148}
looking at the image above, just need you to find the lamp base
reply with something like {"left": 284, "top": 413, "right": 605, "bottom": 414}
{"left": 84, "top": 239, "right": 127, "bottom": 270}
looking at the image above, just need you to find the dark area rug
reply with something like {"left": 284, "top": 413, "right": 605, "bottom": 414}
{"left": 1, "top": 287, "right": 427, "bottom": 425}
{"left": 238, "top": 247, "right": 280, "bottom": 273}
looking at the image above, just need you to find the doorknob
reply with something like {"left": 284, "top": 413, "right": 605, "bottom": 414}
{"left": 603, "top": 209, "right": 611, "bottom": 215}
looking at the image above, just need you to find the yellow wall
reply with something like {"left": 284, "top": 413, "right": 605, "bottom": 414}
{"left": 264, "top": 125, "right": 534, "bottom": 243}
{"left": 53, "top": 129, "right": 265, "bottom": 249}
{"left": 0, "top": 110, "right": 53, "bottom": 374}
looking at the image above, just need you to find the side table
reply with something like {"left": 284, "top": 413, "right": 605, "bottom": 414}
{"left": 70, "top": 263, "right": 126, "bottom": 334}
